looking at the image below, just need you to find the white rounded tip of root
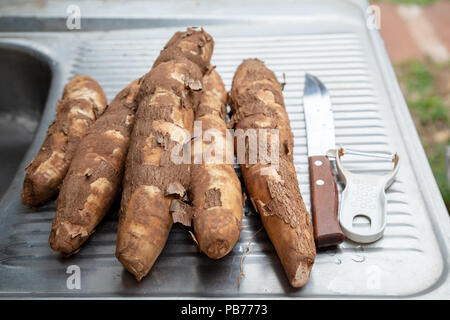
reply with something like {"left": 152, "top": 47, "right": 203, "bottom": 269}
{"left": 291, "top": 260, "right": 312, "bottom": 288}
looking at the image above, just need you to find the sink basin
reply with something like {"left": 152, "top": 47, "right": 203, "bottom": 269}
{"left": 0, "top": 45, "right": 51, "bottom": 198}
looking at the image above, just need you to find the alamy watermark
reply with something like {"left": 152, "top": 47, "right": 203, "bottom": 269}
{"left": 66, "top": 5, "right": 81, "bottom": 30}
{"left": 66, "top": 265, "right": 81, "bottom": 290}
{"left": 366, "top": 5, "right": 381, "bottom": 30}
{"left": 366, "top": 265, "right": 382, "bottom": 290}
{"left": 169, "top": 121, "right": 280, "bottom": 174}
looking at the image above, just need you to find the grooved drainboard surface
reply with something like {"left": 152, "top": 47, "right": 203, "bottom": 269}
{"left": 0, "top": 17, "right": 448, "bottom": 297}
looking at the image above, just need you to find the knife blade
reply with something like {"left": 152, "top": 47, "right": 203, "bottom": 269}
{"left": 303, "top": 73, "right": 344, "bottom": 248}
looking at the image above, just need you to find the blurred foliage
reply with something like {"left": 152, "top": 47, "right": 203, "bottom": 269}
{"left": 428, "top": 139, "right": 450, "bottom": 212}
{"left": 402, "top": 61, "right": 448, "bottom": 123}
{"left": 395, "top": 60, "right": 450, "bottom": 211}
{"left": 409, "top": 96, "right": 447, "bottom": 123}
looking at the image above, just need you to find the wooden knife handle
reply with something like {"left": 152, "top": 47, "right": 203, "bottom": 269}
{"left": 309, "top": 155, "right": 344, "bottom": 248}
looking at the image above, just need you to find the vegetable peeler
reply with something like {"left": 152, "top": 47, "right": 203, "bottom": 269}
{"left": 332, "top": 147, "right": 400, "bottom": 244}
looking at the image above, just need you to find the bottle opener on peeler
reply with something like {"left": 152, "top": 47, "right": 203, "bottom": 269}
{"left": 329, "top": 147, "right": 400, "bottom": 244}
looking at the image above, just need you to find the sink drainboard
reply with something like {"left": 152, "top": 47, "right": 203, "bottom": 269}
{"left": 0, "top": 26, "right": 447, "bottom": 298}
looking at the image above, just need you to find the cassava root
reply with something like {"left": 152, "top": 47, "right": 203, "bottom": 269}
{"left": 190, "top": 69, "right": 243, "bottom": 259}
{"left": 22, "top": 75, "right": 107, "bottom": 207}
{"left": 229, "top": 59, "right": 316, "bottom": 287}
{"left": 116, "top": 28, "right": 214, "bottom": 281}
{"left": 49, "top": 79, "right": 140, "bottom": 254}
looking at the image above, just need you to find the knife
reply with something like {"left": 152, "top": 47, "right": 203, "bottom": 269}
{"left": 303, "top": 73, "right": 344, "bottom": 248}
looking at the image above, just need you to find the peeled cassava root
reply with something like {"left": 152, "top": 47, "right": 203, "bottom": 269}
{"left": 49, "top": 79, "right": 140, "bottom": 255}
{"left": 229, "top": 59, "right": 316, "bottom": 287}
{"left": 190, "top": 69, "right": 243, "bottom": 259}
{"left": 22, "top": 75, "right": 107, "bottom": 207}
{"left": 116, "top": 28, "right": 214, "bottom": 281}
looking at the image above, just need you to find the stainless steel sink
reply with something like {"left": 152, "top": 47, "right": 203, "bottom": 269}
{"left": 0, "top": 0, "right": 448, "bottom": 299}
{"left": 0, "top": 45, "right": 51, "bottom": 199}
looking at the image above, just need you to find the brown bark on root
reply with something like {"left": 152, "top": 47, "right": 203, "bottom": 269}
{"left": 49, "top": 79, "right": 140, "bottom": 255}
{"left": 116, "top": 28, "right": 214, "bottom": 281}
{"left": 190, "top": 69, "right": 243, "bottom": 259}
{"left": 21, "top": 75, "right": 107, "bottom": 207}
{"left": 229, "top": 59, "right": 316, "bottom": 288}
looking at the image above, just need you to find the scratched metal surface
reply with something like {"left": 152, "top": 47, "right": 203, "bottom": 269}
{"left": 0, "top": 0, "right": 448, "bottom": 298}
